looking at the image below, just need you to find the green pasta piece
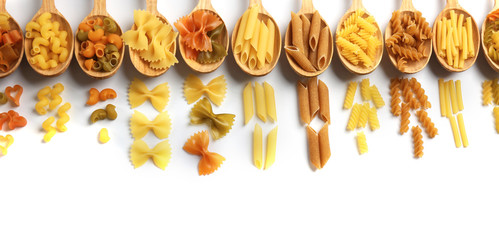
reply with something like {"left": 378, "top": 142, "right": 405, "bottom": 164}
{"left": 106, "top": 52, "right": 120, "bottom": 61}
{"left": 103, "top": 17, "right": 117, "bottom": 33}
{"left": 93, "top": 24, "right": 104, "bottom": 31}
{"left": 0, "top": 92, "right": 8, "bottom": 104}
{"left": 77, "top": 30, "right": 88, "bottom": 42}
{"left": 197, "top": 40, "right": 227, "bottom": 64}
{"left": 109, "top": 58, "right": 118, "bottom": 68}
{"left": 92, "top": 61, "right": 103, "bottom": 71}
{"left": 105, "top": 44, "right": 118, "bottom": 54}
{"left": 102, "top": 61, "right": 114, "bottom": 72}
{"left": 208, "top": 23, "right": 224, "bottom": 40}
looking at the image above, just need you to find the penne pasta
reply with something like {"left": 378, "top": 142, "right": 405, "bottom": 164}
{"left": 284, "top": 46, "right": 316, "bottom": 72}
{"left": 263, "top": 82, "right": 277, "bottom": 122}
{"left": 248, "top": 47, "right": 258, "bottom": 70}
{"left": 301, "top": 14, "right": 311, "bottom": 59}
{"left": 234, "top": 10, "right": 250, "bottom": 54}
{"left": 318, "top": 80, "right": 330, "bottom": 124}
{"left": 449, "top": 80, "right": 458, "bottom": 114}
{"left": 257, "top": 22, "right": 269, "bottom": 69}
{"left": 309, "top": 11, "right": 321, "bottom": 51}
{"left": 291, "top": 12, "right": 304, "bottom": 53}
{"left": 243, "top": 82, "right": 254, "bottom": 125}
{"left": 318, "top": 124, "right": 330, "bottom": 168}
{"left": 253, "top": 123, "right": 263, "bottom": 169}
{"left": 297, "top": 81, "right": 311, "bottom": 124}
{"left": 254, "top": 82, "right": 267, "bottom": 122}
{"left": 265, "top": 126, "right": 278, "bottom": 170}
{"left": 306, "top": 126, "right": 321, "bottom": 169}
{"left": 250, "top": 20, "right": 261, "bottom": 52}
{"left": 457, "top": 113, "right": 468, "bottom": 147}
{"left": 308, "top": 77, "right": 319, "bottom": 120}
{"left": 316, "top": 26, "right": 330, "bottom": 70}
{"left": 265, "top": 19, "right": 275, "bottom": 64}
{"left": 244, "top": 5, "right": 259, "bottom": 40}
{"left": 241, "top": 39, "right": 251, "bottom": 64}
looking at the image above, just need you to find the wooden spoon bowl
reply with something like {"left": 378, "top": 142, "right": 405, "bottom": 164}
{"left": 129, "top": 0, "right": 175, "bottom": 77}
{"left": 336, "top": 0, "right": 383, "bottom": 75}
{"left": 432, "top": 0, "right": 479, "bottom": 72}
{"left": 481, "top": 0, "right": 499, "bottom": 72}
{"left": 385, "top": 0, "right": 432, "bottom": 74}
{"left": 231, "top": 0, "right": 281, "bottom": 77}
{"left": 25, "top": 0, "right": 73, "bottom": 77}
{"left": 74, "top": 0, "right": 124, "bottom": 79}
{"left": 0, "top": 0, "right": 24, "bottom": 78}
{"left": 284, "top": 0, "right": 333, "bottom": 77}
{"left": 178, "top": 0, "right": 228, "bottom": 73}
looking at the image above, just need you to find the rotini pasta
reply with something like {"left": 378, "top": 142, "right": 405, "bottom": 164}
{"left": 368, "top": 106, "right": 380, "bottom": 131}
{"left": 411, "top": 126, "right": 424, "bottom": 158}
{"left": 347, "top": 103, "right": 361, "bottom": 131}
{"left": 360, "top": 78, "right": 371, "bottom": 101}
{"left": 400, "top": 102, "right": 410, "bottom": 134}
{"left": 35, "top": 86, "right": 51, "bottom": 115}
{"left": 410, "top": 78, "right": 431, "bottom": 109}
{"left": 356, "top": 131, "right": 368, "bottom": 155}
{"left": 416, "top": 110, "right": 438, "bottom": 138}
{"left": 343, "top": 81, "right": 357, "bottom": 109}
{"left": 389, "top": 78, "right": 402, "bottom": 116}
{"left": 370, "top": 85, "right": 385, "bottom": 108}
{"left": 357, "top": 102, "right": 369, "bottom": 129}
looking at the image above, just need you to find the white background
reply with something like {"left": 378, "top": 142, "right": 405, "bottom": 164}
{"left": 0, "top": 0, "right": 498, "bottom": 239}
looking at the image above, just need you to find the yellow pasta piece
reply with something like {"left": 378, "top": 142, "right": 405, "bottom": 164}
{"left": 234, "top": 10, "right": 250, "bottom": 54}
{"left": 450, "top": 11, "right": 459, "bottom": 47}
{"left": 243, "top": 82, "right": 254, "bottom": 125}
{"left": 130, "top": 140, "right": 171, "bottom": 170}
{"left": 99, "top": 128, "right": 110, "bottom": 144}
{"left": 248, "top": 46, "right": 258, "bottom": 70}
{"left": 455, "top": 80, "right": 464, "bottom": 111}
{"left": 449, "top": 115, "right": 462, "bottom": 148}
{"left": 257, "top": 22, "right": 269, "bottom": 69}
{"left": 343, "top": 81, "right": 357, "bottom": 109}
{"left": 360, "top": 78, "right": 371, "bottom": 101}
{"left": 438, "top": 79, "right": 445, "bottom": 116}
{"left": 347, "top": 103, "right": 361, "bottom": 131}
{"left": 457, "top": 113, "right": 468, "bottom": 147}
{"left": 265, "top": 19, "right": 275, "bottom": 63}
{"left": 130, "top": 111, "right": 171, "bottom": 140}
{"left": 457, "top": 14, "right": 464, "bottom": 49}
{"left": 263, "top": 82, "right": 277, "bottom": 122}
{"left": 254, "top": 82, "right": 267, "bottom": 122}
{"left": 357, "top": 102, "right": 369, "bottom": 129}
{"left": 56, "top": 103, "right": 71, "bottom": 132}
{"left": 466, "top": 17, "right": 474, "bottom": 57}
{"left": 42, "top": 116, "right": 56, "bottom": 143}
{"left": 437, "top": 20, "right": 444, "bottom": 56}
{"left": 35, "top": 86, "right": 51, "bottom": 115}
{"left": 244, "top": 5, "right": 259, "bottom": 40}
{"left": 370, "top": 85, "right": 385, "bottom": 108}
{"left": 494, "top": 107, "right": 499, "bottom": 133}
{"left": 0, "top": 134, "right": 14, "bottom": 156}
{"left": 356, "top": 131, "right": 368, "bottom": 155}
{"left": 368, "top": 106, "right": 380, "bottom": 131}
{"left": 253, "top": 123, "right": 263, "bottom": 169}
{"left": 444, "top": 81, "right": 452, "bottom": 118}
{"left": 483, "top": 80, "right": 493, "bottom": 106}
{"left": 264, "top": 126, "right": 278, "bottom": 170}
{"left": 250, "top": 20, "right": 261, "bottom": 52}
{"left": 441, "top": 17, "right": 447, "bottom": 51}
{"left": 449, "top": 80, "right": 458, "bottom": 115}
{"left": 183, "top": 74, "right": 227, "bottom": 106}
{"left": 129, "top": 78, "right": 170, "bottom": 112}
{"left": 49, "top": 83, "right": 64, "bottom": 110}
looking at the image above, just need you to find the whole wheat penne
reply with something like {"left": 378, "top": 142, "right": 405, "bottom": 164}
{"left": 318, "top": 124, "right": 330, "bottom": 169}
{"left": 318, "top": 79, "right": 330, "bottom": 124}
{"left": 306, "top": 126, "right": 321, "bottom": 169}
{"left": 316, "top": 26, "right": 330, "bottom": 70}
{"left": 308, "top": 77, "right": 319, "bottom": 120}
{"left": 301, "top": 14, "right": 311, "bottom": 59}
{"left": 291, "top": 12, "right": 304, "bottom": 53}
{"left": 285, "top": 46, "right": 316, "bottom": 72}
{"left": 297, "top": 81, "right": 311, "bottom": 124}
{"left": 309, "top": 10, "right": 321, "bottom": 51}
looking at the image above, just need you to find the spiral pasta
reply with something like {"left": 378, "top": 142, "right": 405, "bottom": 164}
{"left": 400, "top": 102, "right": 410, "bottom": 134}
{"left": 369, "top": 85, "right": 385, "bottom": 108}
{"left": 356, "top": 131, "right": 368, "bottom": 155}
{"left": 411, "top": 126, "right": 424, "bottom": 158}
{"left": 493, "top": 79, "right": 499, "bottom": 105}
{"left": 483, "top": 80, "right": 493, "bottom": 105}
{"left": 416, "top": 110, "right": 438, "bottom": 138}
{"left": 389, "top": 78, "right": 402, "bottom": 116}
{"left": 360, "top": 78, "right": 371, "bottom": 101}
{"left": 368, "top": 106, "right": 380, "bottom": 131}
{"left": 56, "top": 103, "right": 71, "bottom": 132}
{"left": 343, "top": 81, "right": 357, "bottom": 109}
{"left": 356, "top": 102, "right": 369, "bottom": 129}
{"left": 347, "top": 103, "right": 361, "bottom": 131}
{"left": 494, "top": 107, "right": 499, "bottom": 134}
{"left": 35, "top": 86, "right": 51, "bottom": 115}
{"left": 42, "top": 116, "right": 56, "bottom": 143}
{"left": 410, "top": 78, "right": 431, "bottom": 109}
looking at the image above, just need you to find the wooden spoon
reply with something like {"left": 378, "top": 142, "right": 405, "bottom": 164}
{"left": 336, "top": 0, "right": 383, "bottom": 75}
{"left": 25, "top": 0, "right": 73, "bottom": 77}
{"left": 432, "top": 0, "right": 479, "bottom": 72}
{"left": 129, "top": 0, "right": 176, "bottom": 77}
{"left": 385, "top": 0, "right": 432, "bottom": 74}
{"left": 0, "top": 0, "right": 24, "bottom": 78}
{"left": 75, "top": 0, "right": 124, "bottom": 79}
{"left": 481, "top": 0, "right": 499, "bottom": 72}
{"left": 231, "top": 0, "right": 281, "bottom": 77}
{"left": 178, "top": 0, "right": 228, "bottom": 73}
{"left": 284, "top": 0, "right": 332, "bottom": 77}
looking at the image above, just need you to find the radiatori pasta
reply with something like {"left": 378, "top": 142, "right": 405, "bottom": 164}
{"left": 26, "top": 12, "right": 69, "bottom": 70}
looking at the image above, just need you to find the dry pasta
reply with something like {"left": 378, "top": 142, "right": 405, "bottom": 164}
{"left": 390, "top": 78, "right": 402, "bottom": 116}
{"left": 416, "top": 110, "right": 438, "bottom": 138}
{"left": 435, "top": 11, "right": 474, "bottom": 69}
{"left": 183, "top": 74, "right": 227, "bottom": 106}
{"left": 411, "top": 126, "right": 424, "bottom": 158}
{"left": 243, "top": 82, "right": 254, "bottom": 125}
{"left": 343, "top": 81, "right": 357, "bottom": 109}
{"left": 356, "top": 131, "right": 368, "bottom": 155}
{"left": 253, "top": 123, "right": 263, "bottom": 169}
{"left": 264, "top": 82, "right": 277, "bottom": 122}
{"left": 368, "top": 106, "right": 380, "bottom": 131}
{"left": 254, "top": 82, "right": 267, "bottom": 122}
{"left": 131, "top": 140, "right": 171, "bottom": 170}
{"left": 494, "top": 106, "right": 499, "bottom": 133}
{"left": 483, "top": 80, "right": 493, "bottom": 105}
{"left": 457, "top": 113, "right": 468, "bottom": 147}
{"left": 265, "top": 126, "right": 278, "bottom": 170}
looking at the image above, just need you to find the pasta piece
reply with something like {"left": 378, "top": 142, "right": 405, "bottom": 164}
{"left": 360, "top": 78, "right": 371, "bottom": 101}
{"left": 0, "top": 134, "right": 14, "bottom": 156}
{"left": 438, "top": 79, "right": 445, "bottom": 116}
{"left": 318, "top": 124, "right": 330, "bottom": 168}
{"left": 306, "top": 126, "right": 321, "bottom": 169}
{"left": 368, "top": 106, "right": 380, "bottom": 131}
{"left": 265, "top": 19, "right": 275, "bottom": 63}
{"left": 99, "top": 88, "right": 117, "bottom": 102}
{"left": 343, "top": 81, "right": 358, "bottom": 109}
{"left": 130, "top": 111, "right": 171, "bottom": 140}
{"left": 131, "top": 140, "right": 171, "bottom": 170}
{"left": 5, "top": 85, "right": 22, "bottom": 107}
{"left": 494, "top": 79, "right": 499, "bottom": 105}
{"left": 309, "top": 11, "right": 321, "bottom": 51}
{"left": 244, "top": 5, "right": 259, "bottom": 40}
{"left": 389, "top": 78, "right": 402, "bottom": 116}
{"left": 449, "top": 80, "right": 459, "bottom": 114}
{"left": 347, "top": 103, "right": 361, "bottom": 131}
{"left": 308, "top": 77, "right": 319, "bottom": 119}
{"left": 411, "top": 126, "right": 424, "bottom": 158}
{"left": 243, "top": 82, "right": 254, "bottom": 125}
{"left": 234, "top": 10, "right": 249, "bottom": 54}
{"left": 370, "top": 85, "right": 385, "bottom": 108}
{"left": 316, "top": 27, "right": 330, "bottom": 71}
{"left": 357, "top": 102, "right": 369, "bottom": 129}
{"left": 183, "top": 131, "right": 225, "bottom": 175}
{"left": 190, "top": 98, "right": 235, "bottom": 140}
{"left": 318, "top": 80, "right": 329, "bottom": 124}
{"left": 174, "top": 10, "right": 221, "bottom": 52}
{"left": 56, "top": 103, "right": 71, "bottom": 132}
{"left": 254, "top": 82, "right": 267, "bottom": 122}
{"left": 49, "top": 83, "right": 64, "bottom": 110}
{"left": 90, "top": 109, "right": 107, "bottom": 123}
{"left": 416, "top": 110, "right": 438, "bottom": 138}
{"left": 297, "top": 81, "right": 310, "bottom": 124}
{"left": 466, "top": 17, "right": 474, "bottom": 57}
{"left": 105, "top": 104, "right": 117, "bottom": 120}
{"left": 264, "top": 82, "right": 277, "bottom": 122}
{"left": 449, "top": 115, "right": 462, "bottom": 148}
{"left": 86, "top": 88, "right": 99, "bottom": 105}
{"left": 444, "top": 80, "right": 452, "bottom": 118}
{"left": 455, "top": 80, "right": 464, "bottom": 111}
{"left": 129, "top": 78, "right": 170, "bottom": 111}
{"left": 284, "top": 46, "right": 316, "bottom": 72}
{"left": 183, "top": 74, "right": 227, "bottom": 106}
{"left": 494, "top": 107, "right": 499, "bottom": 133}
{"left": 99, "top": 128, "right": 110, "bottom": 144}
{"left": 42, "top": 116, "right": 56, "bottom": 143}
{"left": 291, "top": 12, "right": 304, "bottom": 54}
{"left": 264, "top": 126, "right": 278, "bottom": 170}
{"left": 301, "top": 14, "right": 310, "bottom": 59}
{"left": 253, "top": 123, "right": 263, "bottom": 169}
{"left": 356, "top": 131, "right": 368, "bottom": 155}
{"left": 457, "top": 113, "right": 468, "bottom": 147}
{"left": 483, "top": 80, "right": 493, "bottom": 106}
{"left": 256, "top": 22, "right": 269, "bottom": 69}
{"left": 35, "top": 86, "right": 51, "bottom": 115}
{"left": 400, "top": 102, "right": 410, "bottom": 134}
{"left": 4, "top": 110, "right": 26, "bottom": 130}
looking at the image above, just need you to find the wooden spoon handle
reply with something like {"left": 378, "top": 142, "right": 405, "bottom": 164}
{"left": 0, "top": 0, "right": 6, "bottom": 13}
{"left": 400, "top": 0, "right": 415, "bottom": 10}
{"left": 349, "top": 0, "right": 364, "bottom": 11}
{"left": 195, "top": 0, "right": 214, "bottom": 10}
{"left": 146, "top": 0, "right": 158, "bottom": 14}
{"left": 300, "top": 0, "right": 315, "bottom": 13}
{"left": 41, "top": 0, "right": 57, "bottom": 12}
{"left": 250, "top": 0, "right": 262, "bottom": 7}
{"left": 90, "top": 0, "right": 108, "bottom": 16}
{"left": 494, "top": 0, "right": 499, "bottom": 11}
{"left": 446, "top": 0, "right": 461, "bottom": 8}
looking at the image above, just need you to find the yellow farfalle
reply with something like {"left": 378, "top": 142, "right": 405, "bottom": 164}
{"left": 129, "top": 77, "right": 170, "bottom": 112}
{"left": 190, "top": 98, "right": 235, "bottom": 140}
{"left": 183, "top": 131, "right": 225, "bottom": 176}
{"left": 130, "top": 110, "right": 171, "bottom": 140}
{"left": 183, "top": 74, "right": 227, "bottom": 106}
{"left": 130, "top": 139, "right": 171, "bottom": 170}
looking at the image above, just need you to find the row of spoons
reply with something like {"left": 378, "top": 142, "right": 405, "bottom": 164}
{"left": 0, "top": 0, "right": 496, "bottom": 79}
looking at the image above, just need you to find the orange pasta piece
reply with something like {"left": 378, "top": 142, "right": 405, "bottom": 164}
{"left": 94, "top": 36, "right": 108, "bottom": 45}
{"left": 0, "top": 112, "right": 8, "bottom": 130}
{"left": 5, "top": 85, "right": 22, "bottom": 106}
{"left": 88, "top": 28, "right": 105, "bottom": 42}
{"left": 94, "top": 17, "right": 103, "bottom": 26}
{"left": 79, "top": 22, "right": 92, "bottom": 32}
{"left": 8, "top": 30, "right": 22, "bottom": 44}
{"left": 94, "top": 43, "right": 106, "bottom": 58}
{"left": 99, "top": 88, "right": 117, "bottom": 101}
{"left": 81, "top": 41, "right": 95, "bottom": 58}
{"left": 183, "top": 131, "right": 225, "bottom": 176}
{"left": 84, "top": 59, "right": 94, "bottom": 71}
{"left": 86, "top": 88, "right": 100, "bottom": 106}
{"left": 106, "top": 33, "right": 122, "bottom": 50}
{"left": 6, "top": 110, "right": 27, "bottom": 130}
{"left": 0, "top": 59, "right": 9, "bottom": 72}
{"left": 1, "top": 33, "right": 12, "bottom": 45}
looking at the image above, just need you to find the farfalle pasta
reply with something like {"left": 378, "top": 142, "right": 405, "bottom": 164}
{"left": 123, "top": 10, "right": 178, "bottom": 70}
{"left": 129, "top": 78, "right": 170, "bottom": 112}
{"left": 190, "top": 98, "right": 235, "bottom": 140}
{"left": 130, "top": 110, "right": 171, "bottom": 140}
{"left": 0, "top": 13, "right": 22, "bottom": 73}
{"left": 26, "top": 12, "right": 69, "bottom": 70}
{"left": 77, "top": 16, "right": 123, "bottom": 72}
{"left": 174, "top": 10, "right": 226, "bottom": 64}
{"left": 131, "top": 139, "right": 171, "bottom": 170}
{"left": 183, "top": 74, "right": 227, "bottom": 106}
{"left": 183, "top": 131, "right": 225, "bottom": 176}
